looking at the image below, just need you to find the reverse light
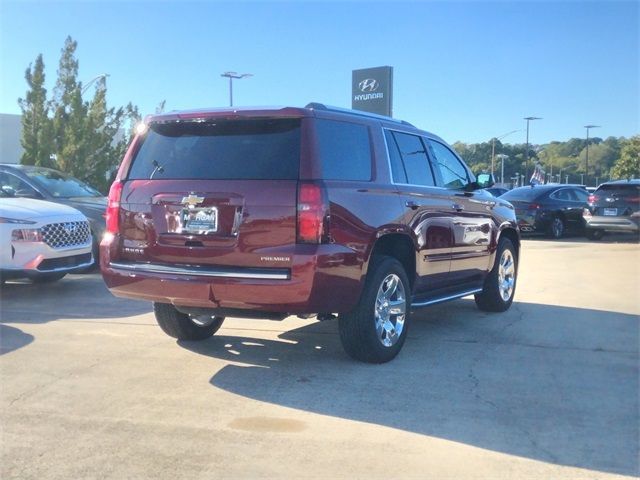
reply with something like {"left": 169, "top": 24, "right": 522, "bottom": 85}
{"left": 105, "top": 181, "right": 124, "bottom": 234}
{"left": 11, "top": 228, "right": 43, "bottom": 242}
{"left": 296, "top": 182, "right": 329, "bottom": 244}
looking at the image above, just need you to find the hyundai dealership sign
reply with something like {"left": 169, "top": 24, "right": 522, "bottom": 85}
{"left": 352, "top": 66, "right": 393, "bottom": 117}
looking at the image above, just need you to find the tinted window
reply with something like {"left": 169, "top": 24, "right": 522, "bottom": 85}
{"left": 427, "top": 140, "right": 469, "bottom": 189}
{"left": 0, "top": 172, "right": 37, "bottom": 196}
{"left": 551, "top": 189, "right": 572, "bottom": 201}
{"left": 595, "top": 184, "right": 640, "bottom": 197}
{"left": 384, "top": 130, "right": 407, "bottom": 183}
{"left": 573, "top": 188, "right": 589, "bottom": 202}
{"left": 315, "top": 119, "right": 371, "bottom": 181}
{"left": 501, "top": 187, "right": 544, "bottom": 202}
{"left": 128, "top": 119, "right": 301, "bottom": 180}
{"left": 390, "top": 131, "right": 435, "bottom": 186}
{"left": 22, "top": 169, "right": 100, "bottom": 198}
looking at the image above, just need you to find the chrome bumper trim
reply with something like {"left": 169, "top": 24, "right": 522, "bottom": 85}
{"left": 109, "top": 261, "right": 290, "bottom": 280}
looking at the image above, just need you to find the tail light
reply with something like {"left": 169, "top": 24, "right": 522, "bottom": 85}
{"left": 296, "top": 182, "right": 329, "bottom": 244}
{"left": 527, "top": 203, "right": 540, "bottom": 210}
{"left": 588, "top": 195, "right": 599, "bottom": 203}
{"left": 625, "top": 196, "right": 640, "bottom": 203}
{"left": 105, "top": 181, "right": 123, "bottom": 234}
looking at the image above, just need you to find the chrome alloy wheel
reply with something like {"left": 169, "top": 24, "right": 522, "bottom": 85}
{"left": 374, "top": 273, "right": 406, "bottom": 347}
{"left": 551, "top": 217, "right": 564, "bottom": 238}
{"left": 498, "top": 249, "right": 516, "bottom": 302}
{"left": 190, "top": 314, "right": 218, "bottom": 327}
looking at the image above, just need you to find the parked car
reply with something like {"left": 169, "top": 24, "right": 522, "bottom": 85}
{"left": 101, "top": 103, "right": 520, "bottom": 363}
{"left": 0, "top": 194, "right": 93, "bottom": 283}
{"left": 501, "top": 184, "right": 589, "bottom": 238}
{"left": 583, "top": 179, "right": 640, "bottom": 240}
{"left": 0, "top": 165, "right": 107, "bottom": 262}
{"left": 485, "top": 186, "right": 509, "bottom": 197}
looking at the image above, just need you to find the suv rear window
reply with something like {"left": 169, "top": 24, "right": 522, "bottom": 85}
{"left": 127, "top": 119, "right": 301, "bottom": 180}
{"left": 594, "top": 184, "right": 640, "bottom": 197}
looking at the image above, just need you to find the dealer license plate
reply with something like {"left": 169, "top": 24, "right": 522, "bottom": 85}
{"left": 603, "top": 208, "right": 617, "bottom": 216}
{"left": 181, "top": 207, "right": 218, "bottom": 234}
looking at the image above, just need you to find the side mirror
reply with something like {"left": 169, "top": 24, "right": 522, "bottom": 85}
{"left": 477, "top": 173, "right": 495, "bottom": 189}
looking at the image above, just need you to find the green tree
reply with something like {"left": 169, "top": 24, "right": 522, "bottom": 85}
{"left": 611, "top": 136, "right": 640, "bottom": 179}
{"left": 18, "top": 54, "right": 54, "bottom": 167}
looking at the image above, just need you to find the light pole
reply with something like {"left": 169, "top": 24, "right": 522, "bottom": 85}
{"left": 491, "top": 130, "right": 519, "bottom": 177}
{"left": 524, "top": 116, "right": 542, "bottom": 182}
{"left": 584, "top": 124, "right": 600, "bottom": 186}
{"left": 220, "top": 71, "right": 253, "bottom": 106}
{"left": 496, "top": 154, "right": 509, "bottom": 184}
{"left": 81, "top": 73, "right": 110, "bottom": 94}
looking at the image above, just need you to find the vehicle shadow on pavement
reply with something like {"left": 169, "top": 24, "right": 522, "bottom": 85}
{"left": 0, "top": 273, "right": 151, "bottom": 324}
{"left": 180, "top": 300, "right": 639, "bottom": 477}
{"left": 0, "top": 324, "right": 33, "bottom": 356}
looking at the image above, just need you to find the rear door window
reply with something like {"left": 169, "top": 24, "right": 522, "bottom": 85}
{"left": 316, "top": 119, "right": 372, "bottom": 181}
{"left": 386, "top": 130, "right": 435, "bottom": 186}
{"left": 128, "top": 119, "right": 301, "bottom": 180}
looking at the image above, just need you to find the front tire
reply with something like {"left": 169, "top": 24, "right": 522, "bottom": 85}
{"left": 475, "top": 238, "right": 517, "bottom": 312}
{"left": 338, "top": 256, "right": 411, "bottom": 363}
{"left": 153, "top": 303, "right": 224, "bottom": 340}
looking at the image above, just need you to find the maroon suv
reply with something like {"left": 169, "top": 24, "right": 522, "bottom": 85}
{"left": 101, "top": 103, "right": 520, "bottom": 363}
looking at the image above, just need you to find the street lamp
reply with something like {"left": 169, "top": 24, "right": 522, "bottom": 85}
{"left": 491, "top": 130, "right": 519, "bottom": 177}
{"left": 584, "top": 124, "right": 600, "bottom": 186}
{"left": 496, "top": 154, "right": 509, "bottom": 184}
{"left": 220, "top": 71, "right": 253, "bottom": 106}
{"left": 524, "top": 116, "right": 542, "bottom": 182}
{"left": 81, "top": 73, "right": 110, "bottom": 94}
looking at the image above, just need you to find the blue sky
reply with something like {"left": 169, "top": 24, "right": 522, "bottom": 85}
{"left": 1, "top": 1, "right": 637, "bottom": 145}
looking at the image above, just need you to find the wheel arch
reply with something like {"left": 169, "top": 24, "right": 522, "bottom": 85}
{"left": 366, "top": 233, "right": 417, "bottom": 289}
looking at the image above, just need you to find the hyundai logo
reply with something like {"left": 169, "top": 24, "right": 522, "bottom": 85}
{"left": 358, "top": 78, "right": 379, "bottom": 92}
{"left": 64, "top": 223, "right": 77, "bottom": 235}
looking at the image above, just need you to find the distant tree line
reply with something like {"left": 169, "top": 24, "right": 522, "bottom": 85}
{"left": 19, "top": 36, "right": 141, "bottom": 193}
{"left": 453, "top": 135, "right": 639, "bottom": 187}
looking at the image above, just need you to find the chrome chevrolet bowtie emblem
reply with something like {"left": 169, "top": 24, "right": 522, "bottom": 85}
{"left": 182, "top": 193, "right": 205, "bottom": 207}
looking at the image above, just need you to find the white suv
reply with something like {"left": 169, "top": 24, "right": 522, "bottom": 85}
{"left": 1, "top": 197, "right": 93, "bottom": 283}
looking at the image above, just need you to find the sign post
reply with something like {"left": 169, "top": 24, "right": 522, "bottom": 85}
{"left": 352, "top": 66, "right": 393, "bottom": 117}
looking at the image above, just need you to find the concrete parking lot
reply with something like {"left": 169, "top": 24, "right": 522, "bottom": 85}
{"left": 1, "top": 237, "right": 638, "bottom": 479}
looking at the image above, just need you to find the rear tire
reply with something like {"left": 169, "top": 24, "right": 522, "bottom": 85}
{"left": 153, "top": 303, "right": 224, "bottom": 340}
{"left": 548, "top": 215, "right": 565, "bottom": 239}
{"left": 475, "top": 238, "right": 517, "bottom": 312}
{"left": 31, "top": 272, "right": 67, "bottom": 283}
{"left": 586, "top": 229, "right": 605, "bottom": 240}
{"left": 338, "top": 256, "right": 411, "bottom": 363}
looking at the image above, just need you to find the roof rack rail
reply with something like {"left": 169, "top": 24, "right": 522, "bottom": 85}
{"left": 305, "top": 102, "right": 414, "bottom": 127}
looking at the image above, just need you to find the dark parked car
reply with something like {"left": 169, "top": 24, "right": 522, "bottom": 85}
{"left": 501, "top": 184, "right": 589, "bottom": 239}
{"left": 101, "top": 104, "right": 520, "bottom": 363}
{"left": 0, "top": 165, "right": 107, "bottom": 262}
{"left": 583, "top": 179, "right": 640, "bottom": 240}
{"left": 485, "top": 186, "right": 509, "bottom": 197}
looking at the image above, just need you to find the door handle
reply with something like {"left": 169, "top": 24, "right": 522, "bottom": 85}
{"left": 452, "top": 203, "right": 464, "bottom": 212}
{"left": 405, "top": 201, "right": 419, "bottom": 210}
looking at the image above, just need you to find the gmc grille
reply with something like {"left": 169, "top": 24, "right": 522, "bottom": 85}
{"left": 41, "top": 221, "right": 91, "bottom": 249}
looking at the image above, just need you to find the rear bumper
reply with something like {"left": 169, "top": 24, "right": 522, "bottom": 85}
{"left": 584, "top": 215, "right": 640, "bottom": 233}
{"left": 100, "top": 238, "right": 365, "bottom": 315}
